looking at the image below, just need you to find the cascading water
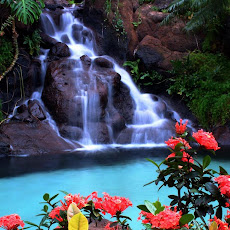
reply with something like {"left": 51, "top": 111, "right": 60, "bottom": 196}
{"left": 38, "top": 7, "right": 181, "bottom": 148}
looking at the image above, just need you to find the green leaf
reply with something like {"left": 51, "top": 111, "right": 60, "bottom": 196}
{"left": 49, "top": 193, "right": 59, "bottom": 202}
{"left": 144, "top": 200, "right": 156, "bottom": 215}
{"left": 43, "top": 205, "right": 48, "bottom": 212}
{"left": 24, "top": 221, "right": 39, "bottom": 227}
{"left": 205, "top": 182, "right": 220, "bottom": 196}
{"left": 153, "top": 201, "right": 164, "bottom": 214}
{"left": 179, "top": 214, "right": 194, "bottom": 227}
{"left": 60, "top": 190, "right": 69, "bottom": 195}
{"left": 203, "top": 155, "right": 211, "bottom": 169}
{"left": 137, "top": 205, "right": 150, "bottom": 212}
{"left": 43, "top": 193, "right": 49, "bottom": 201}
{"left": 146, "top": 158, "right": 159, "bottom": 169}
{"left": 219, "top": 166, "right": 228, "bottom": 175}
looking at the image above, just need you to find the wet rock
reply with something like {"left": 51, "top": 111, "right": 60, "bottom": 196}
{"left": 48, "top": 42, "right": 71, "bottom": 57}
{"left": 80, "top": 55, "right": 91, "bottom": 70}
{"left": 28, "top": 100, "right": 46, "bottom": 120}
{"left": 0, "top": 141, "right": 11, "bottom": 155}
{"left": 40, "top": 32, "right": 58, "bottom": 49}
{"left": 72, "top": 24, "right": 83, "bottom": 31}
{"left": 136, "top": 43, "right": 163, "bottom": 69}
{"left": 59, "top": 125, "right": 83, "bottom": 140}
{"left": 93, "top": 57, "right": 114, "bottom": 69}
{"left": 61, "top": 34, "right": 71, "bottom": 44}
{"left": 213, "top": 125, "right": 230, "bottom": 147}
{"left": 82, "top": 29, "right": 93, "bottom": 42}
{"left": 27, "top": 59, "right": 42, "bottom": 92}
{"left": 113, "top": 82, "right": 135, "bottom": 124}
{"left": 108, "top": 107, "right": 126, "bottom": 134}
{"left": 116, "top": 127, "right": 133, "bottom": 144}
{"left": 42, "top": 59, "right": 83, "bottom": 127}
{"left": 0, "top": 121, "right": 77, "bottom": 155}
{"left": 88, "top": 122, "right": 111, "bottom": 144}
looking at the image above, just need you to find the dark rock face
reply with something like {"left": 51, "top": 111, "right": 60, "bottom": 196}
{"left": 40, "top": 32, "right": 58, "bottom": 49}
{"left": 48, "top": 42, "right": 71, "bottom": 58}
{"left": 0, "top": 122, "right": 77, "bottom": 155}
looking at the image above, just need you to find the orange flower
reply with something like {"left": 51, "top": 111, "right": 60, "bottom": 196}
{"left": 192, "top": 129, "right": 220, "bottom": 151}
{"left": 175, "top": 119, "right": 188, "bottom": 135}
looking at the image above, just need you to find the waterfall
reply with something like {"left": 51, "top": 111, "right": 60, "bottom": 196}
{"left": 38, "top": 7, "right": 182, "bottom": 149}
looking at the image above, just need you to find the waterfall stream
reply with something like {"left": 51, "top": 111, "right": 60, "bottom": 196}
{"left": 35, "top": 7, "right": 182, "bottom": 149}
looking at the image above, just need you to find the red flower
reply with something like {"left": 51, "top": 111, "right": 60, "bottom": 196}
{"left": 192, "top": 129, "right": 220, "bottom": 151}
{"left": 138, "top": 207, "right": 187, "bottom": 229}
{"left": 165, "top": 137, "right": 191, "bottom": 150}
{"left": 167, "top": 151, "right": 194, "bottom": 164}
{"left": 209, "top": 216, "right": 229, "bottom": 230}
{"left": 64, "top": 193, "right": 89, "bottom": 209}
{"left": 105, "top": 223, "right": 120, "bottom": 230}
{"left": 49, "top": 206, "right": 66, "bottom": 222}
{"left": 225, "top": 210, "right": 230, "bottom": 221}
{"left": 214, "top": 175, "right": 230, "bottom": 198}
{"left": 0, "top": 214, "right": 24, "bottom": 230}
{"left": 92, "top": 192, "right": 132, "bottom": 217}
{"left": 175, "top": 119, "right": 188, "bottom": 135}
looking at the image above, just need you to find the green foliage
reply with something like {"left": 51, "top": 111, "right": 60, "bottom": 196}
{"left": 151, "top": 6, "right": 159, "bottom": 11}
{"left": 132, "top": 14, "right": 142, "bottom": 29}
{"left": 123, "top": 59, "right": 163, "bottom": 87}
{"left": 104, "top": 0, "right": 112, "bottom": 17}
{"left": 161, "top": 0, "right": 230, "bottom": 50}
{"left": 168, "top": 51, "right": 230, "bottom": 128}
{"left": 0, "top": 37, "right": 14, "bottom": 75}
{"left": 23, "top": 29, "right": 41, "bottom": 56}
{"left": 0, "top": 0, "right": 45, "bottom": 25}
{"left": 113, "top": 6, "right": 126, "bottom": 36}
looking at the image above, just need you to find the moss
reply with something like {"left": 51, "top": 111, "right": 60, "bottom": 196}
{"left": 0, "top": 37, "right": 14, "bottom": 75}
{"left": 168, "top": 51, "right": 230, "bottom": 129}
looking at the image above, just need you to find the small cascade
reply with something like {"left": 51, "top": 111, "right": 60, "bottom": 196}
{"left": 37, "top": 7, "right": 182, "bottom": 148}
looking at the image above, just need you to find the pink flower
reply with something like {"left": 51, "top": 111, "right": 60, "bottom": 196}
{"left": 138, "top": 207, "right": 187, "bottom": 229}
{"left": 0, "top": 214, "right": 24, "bottom": 230}
{"left": 192, "top": 129, "right": 220, "bottom": 151}
{"left": 175, "top": 119, "right": 188, "bottom": 135}
{"left": 209, "top": 216, "right": 229, "bottom": 230}
{"left": 165, "top": 137, "right": 191, "bottom": 150}
{"left": 105, "top": 223, "right": 120, "bottom": 230}
{"left": 214, "top": 175, "right": 230, "bottom": 198}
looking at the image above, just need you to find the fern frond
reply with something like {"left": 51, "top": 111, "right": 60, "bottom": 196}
{"left": 0, "top": 15, "right": 14, "bottom": 33}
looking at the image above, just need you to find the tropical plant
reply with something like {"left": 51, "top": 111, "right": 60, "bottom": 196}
{"left": 162, "top": 0, "right": 230, "bottom": 32}
{"left": 0, "top": 0, "right": 45, "bottom": 25}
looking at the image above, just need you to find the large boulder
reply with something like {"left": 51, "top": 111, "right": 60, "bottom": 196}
{"left": 0, "top": 121, "right": 77, "bottom": 155}
{"left": 42, "top": 58, "right": 83, "bottom": 127}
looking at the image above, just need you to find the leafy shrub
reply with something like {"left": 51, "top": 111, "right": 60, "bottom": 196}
{"left": 23, "top": 29, "right": 41, "bottom": 56}
{"left": 168, "top": 51, "right": 230, "bottom": 129}
{"left": 0, "top": 37, "right": 14, "bottom": 75}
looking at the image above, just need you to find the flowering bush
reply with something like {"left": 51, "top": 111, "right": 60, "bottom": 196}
{"left": 0, "top": 214, "right": 24, "bottom": 230}
{"left": 137, "top": 119, "right": 230, "bottom": 229}
{"left": 25, "top": 191, "right": 132, "bottom": 230}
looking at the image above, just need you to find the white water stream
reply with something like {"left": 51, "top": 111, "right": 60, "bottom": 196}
{"left": 33, "top": 7, "right": 182, "bottom": 148}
